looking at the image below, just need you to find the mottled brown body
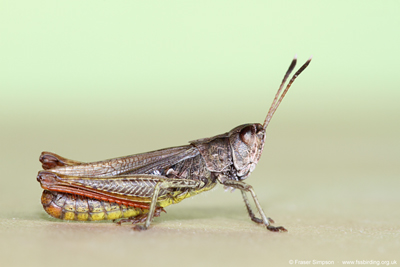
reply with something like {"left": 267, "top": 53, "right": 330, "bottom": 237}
{"left": 37, "top": 56, "right": 312, "bottom": 231}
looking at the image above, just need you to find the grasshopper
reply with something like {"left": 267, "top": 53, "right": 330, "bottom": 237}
{"left": 37, "top": 56, "right": 312, "bottom": 231}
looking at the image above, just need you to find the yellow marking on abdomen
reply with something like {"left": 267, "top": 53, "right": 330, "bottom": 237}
{"left": 41, "top": 190, "right": 148, "bottom": 221}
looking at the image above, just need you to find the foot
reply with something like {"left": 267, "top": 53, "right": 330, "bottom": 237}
{"left": 133, "top": 224, "right": 148, "bottom": 231}
{"left": 115, "top": 214, "right": 148, "bottom": 225}
{"left": 267, "top": 225, "right": 287, "bottom": 232}
{"left": 114, "top": 208, "right": 163, "bottom": 226}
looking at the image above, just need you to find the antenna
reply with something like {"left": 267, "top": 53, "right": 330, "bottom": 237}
{"left": 263, "top": 56, "right": 312, "bottom": 131}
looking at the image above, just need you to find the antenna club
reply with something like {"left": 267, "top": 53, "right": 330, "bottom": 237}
{"left": 294, "top": 54, "right": 298, "bottom": 60}
{"left": 308, "top": 55, "right": 313, "bottom": 61}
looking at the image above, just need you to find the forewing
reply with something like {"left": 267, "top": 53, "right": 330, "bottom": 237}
{"left": 43, "top": 145, "right": 198, "bottom": 177}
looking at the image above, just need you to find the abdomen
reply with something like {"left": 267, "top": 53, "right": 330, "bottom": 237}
{"left": 41, "top": 190, "right": 148, "bottom": 221}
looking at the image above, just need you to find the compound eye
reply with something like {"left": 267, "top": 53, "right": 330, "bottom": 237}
{"left": 239, "top": 125, "right": 255, "bottom": 145}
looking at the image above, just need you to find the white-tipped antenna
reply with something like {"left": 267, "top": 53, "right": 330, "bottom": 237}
{"left": 263, "top": 56, "right": 312, "bottom": 131}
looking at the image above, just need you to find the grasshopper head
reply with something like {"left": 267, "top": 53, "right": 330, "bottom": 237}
{"left": 228, "top": 123, "right": 265, "bottom": 179}
{"left": 229, "top": 56, "right": 312, "bottom": 180}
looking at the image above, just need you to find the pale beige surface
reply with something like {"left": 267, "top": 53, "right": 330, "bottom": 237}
{"left": 1, "top": 1, "right": 400, "bottom": 266}
{"left": 1, "top": 118, "right": 399, "bottom": 266}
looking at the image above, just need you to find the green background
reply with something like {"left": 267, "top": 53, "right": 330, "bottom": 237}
{"left": 1, "top": 1, "right": 399, "bottom": 266}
